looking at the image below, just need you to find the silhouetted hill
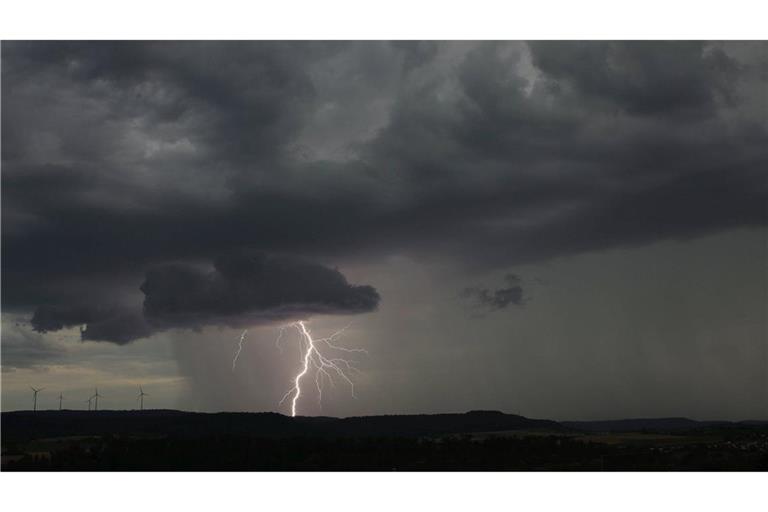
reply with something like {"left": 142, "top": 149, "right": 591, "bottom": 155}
{"left": 332, "top": 410, "right": 563, "bottom": 437}
{"left": 562, "top": 417, "right": 734, "bottom": 432}
{"left": 1, "top": 409, "right": 563, "bottom": 443}
{"left": 4, "top": 410, "right": 765, "bottom": 444}
{"left": 4, "top": 410, "right": 768, "bottom": 470}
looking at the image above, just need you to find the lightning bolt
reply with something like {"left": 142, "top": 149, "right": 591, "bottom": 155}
{"left": 279, "top": 320, "right": 366, "bottom": 417}
{"left": 232, "top": 329, "right": 248, "bottom": 371}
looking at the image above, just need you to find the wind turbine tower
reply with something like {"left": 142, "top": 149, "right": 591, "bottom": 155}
{"left": 30, "top": 386, "right": 43, "bottom": 412}
{"left": 137, "top": 385, "right": 149, "bottom": 411}
{"left": 93, "top": 387, "right": 102, "bottom": 411}
{"left": 58, "top": 392, "right": 64, "bottom": 411}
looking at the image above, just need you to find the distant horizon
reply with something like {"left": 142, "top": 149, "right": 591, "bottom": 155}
{"left": 4, "top": 408, "right": 767, "bottom": 424}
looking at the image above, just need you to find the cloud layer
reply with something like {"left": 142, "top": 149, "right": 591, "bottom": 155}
{"left": 29, "top": 253, "right": 380, "bottom": 343}
{"left": 3, "top": 41, "right": 766, "bottom": 341}
{"left": 142, "top": 253, "right": 380, "bottom": 328}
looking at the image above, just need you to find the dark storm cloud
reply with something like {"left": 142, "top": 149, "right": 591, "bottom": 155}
{"left": 2, "top": 41, "right": 766, "bottom": 342}
{"left": 527, "top": 41, "right": 738, "bottom": 116}
{"left": 31, "top": 304, "right": 107, "bottom": 333}
{"left": 360, "top": 41, "right": 767, "bottom": 267}
{"left": 141, "top": 253, "right": 380, "bottom": 329}
{"left": 27, "top": 253, "right": 379, "bottom": 343}
{"left": 461, "top": 274, "right": 525, "bottom": 311}
{"left": 30, "top": 304, "right": 152, "bottom": 345}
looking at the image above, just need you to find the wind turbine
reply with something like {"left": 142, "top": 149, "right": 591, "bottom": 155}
{"left": 30, "top": 386, "right": 44, "bottom": 412}
{"left": 93, "top": 387, "right": 102, "bottom": 411}
{"left": 58, "top": 392, "right": 64, "bottom": 411}
{"left": 137, "top": 385, "right": 148, "bottom": 411}
{"left": 85, "top": 396, "right": 93, "bottom": 411}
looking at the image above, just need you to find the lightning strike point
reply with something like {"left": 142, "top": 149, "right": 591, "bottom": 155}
{"left": 278, "top": 320, "right": 365, "bottom": 417}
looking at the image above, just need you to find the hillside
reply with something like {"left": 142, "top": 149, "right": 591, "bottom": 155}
{"left": 1, "top": 409, "right": 564, "bottom": 443}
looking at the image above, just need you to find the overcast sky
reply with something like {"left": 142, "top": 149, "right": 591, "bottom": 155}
{"left": 2, "top": 41, "right": 766, "bottom": 420}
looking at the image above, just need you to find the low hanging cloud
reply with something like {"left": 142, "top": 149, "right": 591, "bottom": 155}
{"left": 30, "top": 253, "right": 380, "bottom": 344}
{"left": 141, "top": 252, "right": 381, "bottom": 329}
{"left": 30, "top": 304, "right": 151, "bottom": 345}
{"left": 461, "top": 274, "right": 525, "bottom": 311}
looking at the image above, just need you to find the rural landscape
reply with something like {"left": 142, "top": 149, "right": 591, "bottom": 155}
{"left": 3, "top": 410, "right": 767, "bottom": 470}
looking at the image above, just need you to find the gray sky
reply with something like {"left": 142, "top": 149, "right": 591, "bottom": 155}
{"left": 2, "top": 41, "right": 766, "bottom": 419}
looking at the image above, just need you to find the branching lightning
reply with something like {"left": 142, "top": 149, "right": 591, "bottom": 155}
{"left": 279, "top": 320, "right": 366, "bottom": 417}
{"left": 231, "top": 329, "right": 248, "bottom": 371}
